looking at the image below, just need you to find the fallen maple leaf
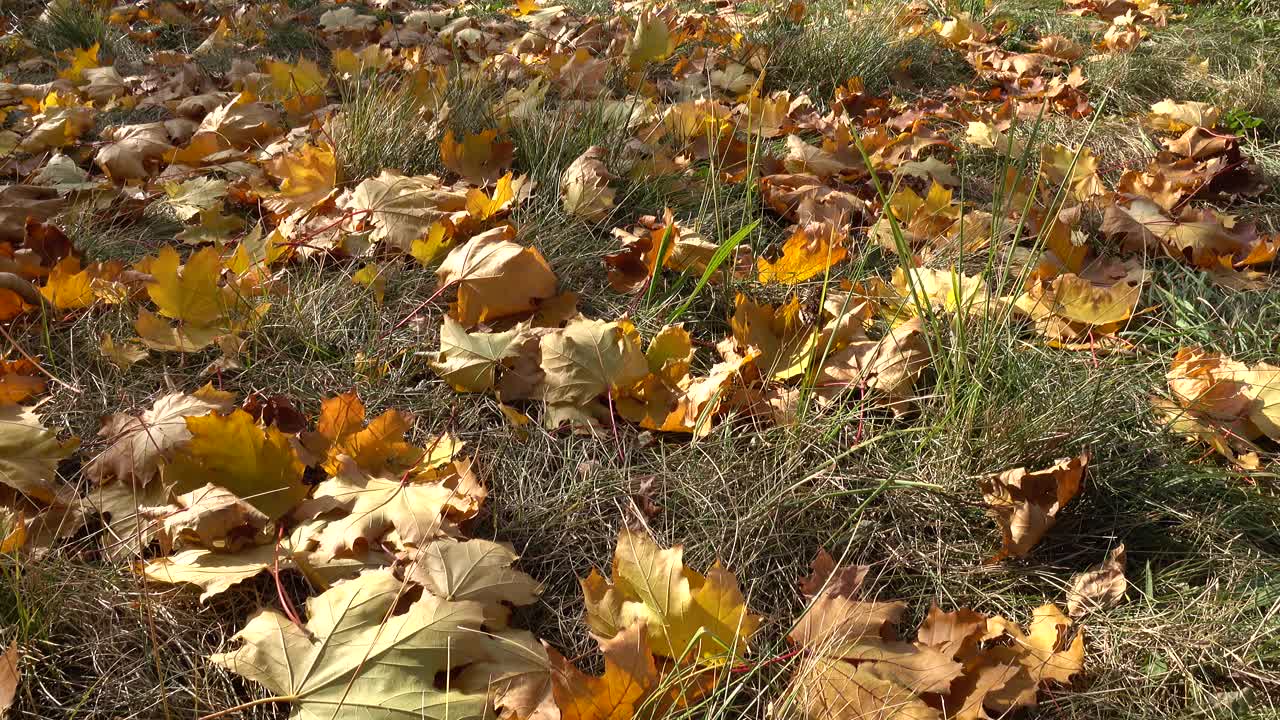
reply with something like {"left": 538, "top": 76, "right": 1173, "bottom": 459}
{"left": 814, "top": 317, "right": 930, "bottom": 413}
{"left": 582, "top": 528, "right": 761, "bottom": 664}
{"left": 1148, "top": 99, "right": 1220, "bottom": 132}
{"left": 561, "top": 146, "right": 616, "bottom": 222}
{"left": 0, "top": 360, "right": 45, "bottom": 404}
{"left": 724, "top": 294, "right": 818, "bottom": 381}
{"left": 98, "top": 334, "right": 149, "bottom": 370}
{"left": 309, "top": 391, "right": 425, "bottom": 476}
{"left": 437, "top": 226, "right": 558, "bottom": 327}
{"left": 264, "top": 142, "right": 336, "bottom": 213}
{"left": 547, "top": 622, "right": 661, "bottom": 720}
{"left": 403, "top": 538, "right": 542, "bottom": 627}
{"left": 85, "top": 479, "right": 171, "bottom": 561}
{"left": 442, "top": 129, "right": 515, "bottom": 185}
{"left": 1066, "top": 544, "right": 1127, "bottom": 617}
{"left": 165, "top": 409, "right": 308, "bottom": 521}
{"left": 540, "top": 317, "right": 649, "bottom": 407}
{"left": 144, "top": 246, "right": 230, "bottom": 326}
{"left": 981, "top": 453, "right": 1087, "bottom": 561}
{"left": 147, "top": 482, "right": 268, "bottom": 553}
{"left": 0, "top": 641, "right": 17, "bottom": 716}
{"left": 85, "top": 385, "right": 234, "bottom": 486}
{"left": 309, "top": 455, "right": 485, "bottom": 557}
{"left": 211, "top": 569, "right": 496, "bottom": 717}
{"left": 427, "top": 317, "right": 525, "bottom": 393}
{"left": 0, "top": 405, "right": 79, "bottom": 505}
{"left": 786, "top": 656, "right": 941, "bottom": 720}
{"left": 757, "top": 223, "right": 848, "bottom": 285}
{"left": 341, "top": 170, "right": 467, "bottom": 251}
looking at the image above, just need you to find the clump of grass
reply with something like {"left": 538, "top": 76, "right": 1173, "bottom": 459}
{"left": 332, "top": 69, "right": 502, "bottom": 182}
{"left": 747, "top": 0, "right": 972, "bottom": 101}
{"left": 331, "top": 78, "right": 448, "bottom": 181}
{"left": 26, "top": 0, "right": 111, "bottom": 54}
{"left": 262, "top": 20, "right": 325, "bottom": 61}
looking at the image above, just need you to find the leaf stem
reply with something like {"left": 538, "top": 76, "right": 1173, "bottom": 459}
{"left": 197, "top": 695, "right": 296, "bottom": 720}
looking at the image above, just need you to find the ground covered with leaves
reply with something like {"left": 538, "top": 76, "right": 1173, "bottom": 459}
{"left": 1, "top": 0, "right": 1279, "bottom": 717}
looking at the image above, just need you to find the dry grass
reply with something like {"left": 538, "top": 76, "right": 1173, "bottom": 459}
{"left": 4, "top": 0, "right": 1280, "bottom": 719}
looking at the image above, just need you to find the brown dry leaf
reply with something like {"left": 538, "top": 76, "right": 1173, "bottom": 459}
{"left": 460, "top": 628, "right": 557, "bottom": 720}
{"left": 142, "top": 519, "right": 389, "bottom": 602}
{"left": 85, "top": 385, "right": 235, "bottom": 486}
{"left": 581, "top": 527, "right": 761, "bottom": 664}
{"left": 615, "top": 324, "right": 742, "bottom": 437}
{"left": 798, "top": 548, "right": 869, "bottom": 599}
{"left": 871, "top": 183, "right": 963, "bottom": 253}
{"left": 724, "top": 293, "right": 818, "bottom": 381}
{"left": 561, "top": 146, "right": 616, "bottom": 222}
{"left": 1040, "top": 144, "right": 1107, "bottom": 203}
{"left": 916, "top": 604, "right": 987, "bottom": 661}
{"left": 1012, "top": 272, "right": 1140, "bottom": 345}
{"left": 437, "top": 226, "right": 558, "bottom": 327}
{"left": 815, "top": 317, "right": 930, "bottom": 413}
{"left": 981, "top": 453, "right": 1087, "bottom": 561}
{"left": 148, "top": 482, "right": 269, "bottom": 552}
{"left": 0, "top": 641, "right": 17, "bottom": 715}
{"left": 1156, "top": 347, "right": 1278, "bottom": 466}
{"left": 0, "top": 360, "right": 45, "bottom": 404}
{"left": 1103, "top": 199, "right": 1270, "bottom": 269}
{"left": 95, "top": 122, "right": 174, "bottom": 180}
{"left": 982, "top": 603, "right": 1086, "bottom": 713}
{"left": 98, "top": 334, "right": 149, "bottom": 370}
{"left": 784, "top": 657, "right": 940, "bottom": 720}
{"left": 1066, "top": 544, "right": 1127, "bottom": 616}
{"left": 85, "top": 479, "right": 171, "bottom": 561}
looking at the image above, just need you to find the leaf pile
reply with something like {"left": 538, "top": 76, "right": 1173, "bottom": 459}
{"left": 6, "top": 0, "right": 1278, "bottom": 713}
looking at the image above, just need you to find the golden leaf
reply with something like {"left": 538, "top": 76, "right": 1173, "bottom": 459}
{"left": 165, "top": 409, "right": 307, "bottom": 521}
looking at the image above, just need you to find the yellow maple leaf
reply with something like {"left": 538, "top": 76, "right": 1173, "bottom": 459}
{"left": 39, "top": 256, "right": 94, "bottom": 309}
{"left": 582, "top": 528, "right": 761, "bottom": 665}
{"left": 57, "top": 43, "right": 100, "bottom": 84}
{"left": 265, "top": 56, "right": 327, "bottom": 98}
{"left": 145, "top": 246, "right": 228, "bottom": 326}
{"left": 627, "top": 11, "right": 676, "bottom": 68}
{"left": 410, "top": 221, "right": 456, "bottom": 267}
{"left": 264, "top": 142, "right": 336, "bottom": 213}
{"left": 441, "top": 129, "right": 514, "bottom": 185}
{"left": 165, "top": 409, "right": 307, "bottom": 521}
{"left": 351, "top": 264, "right": 387, "bottom": 305}
{"left": 757, "top": 223, "right": 848, "bottom": 285}
{"left": 466, "top": 172, "right": 517, "bottom": 221}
